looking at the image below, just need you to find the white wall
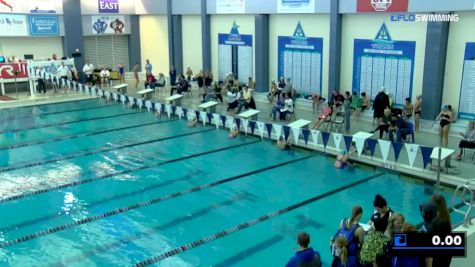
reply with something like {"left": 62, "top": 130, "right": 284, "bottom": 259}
{"left": 0, "top": 37, "right": 63, "bottom": 60}
{"left": 443, "top": 11, "right": 475, "bottom": 113}
{"left": 269, "top": 14, "right": 330, "bottom": 97}
{"left": 139, "top": 15, "right": 169, "bottom": 75}
{"left": 210, "top": 14, "right": 255, "bottom": 80}
{"left": 182, "top": 15, "right": 203, "bottom": 73}
{"left": 340, "top": 14, "right": 427, "bottom": 102}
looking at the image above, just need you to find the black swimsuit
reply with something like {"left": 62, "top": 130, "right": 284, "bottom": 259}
{"left": 440, "top": 114, "right": 451, "bottom": 128}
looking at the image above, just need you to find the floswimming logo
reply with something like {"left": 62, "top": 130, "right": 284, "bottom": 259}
{"left": 390, "top": 13, "right": 459, "bottom": 22}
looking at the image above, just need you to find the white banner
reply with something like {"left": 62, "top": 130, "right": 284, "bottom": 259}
{"left": 354, "top": 137, "right": 366, "bottom": 156}
{"left": 405, "top": 143, "right": 420, "bottom": 167}
{"left": 311, "top": 130, "right": 320, "bottom": 148}
{"left": 91, "top": 15, "right": 125, "bottom": 34}
{"left": 216, "top": 0, "right": 246, "bottom": 14}
{"left": 242, "top": 118, "right": 249, "bottom": 134}
{"left": 292, "top": 127, "right": 300, "bottom": 144}
{"left": 213, "top": 113, "right": 220, "bottom": 129}
{"left": 273, "top": 124, "right": 283, "bottom": 140}
{"left": 378, "top": 139, "right": 391, "bottom": 162}
{"left": 0, "top": 14, "right": 28, "bottom": 36}
{"left": 257, "top": 121, "right": 265, "bottom": 139}
{"left": 277, "top": 0, "right": 315, "bottom": 13}
{"left": 332, "top": 133, "right": 343, "bottom": 150}
{"left": 29, "top": 59, "right": 75, "bottom": 76}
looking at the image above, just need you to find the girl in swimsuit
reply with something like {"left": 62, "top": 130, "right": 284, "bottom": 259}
{"left": 436, "top": 105, "right": 453, "bottom": 148}
{"left": 118, "top": 63, "right": 125, "bottom": 84}
{"left": 414, "top": 95, "right": 422, "bottom": 132}
{"left": 335, "top": 148, "right": 355, "bottom": 169}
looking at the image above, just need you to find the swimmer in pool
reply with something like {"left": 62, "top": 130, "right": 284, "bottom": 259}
{"left": 229, "top": 124, "right": 239, "bottom": 138}
{"left": 334, "top": 148, "right": 355, "bottom": 169}
{"left": 277, "top": 136, "right": 292, "bottom": 150}
{"left": 188, "top": 117, "right": 198, "bottom": 128}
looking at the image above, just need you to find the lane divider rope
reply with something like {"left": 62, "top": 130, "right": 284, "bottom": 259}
{"left": 0, "top": 139, "right": 258, "bottom": 204}
{"left": 0, "top": 149, "right": 310, "bottom": 249}
{"left": 0, "top": 119, "right": 175, "bottom": 151}
{"left": 132, "top": 171, "right": 387, "bottom": 266}
{"left": 0, "top": 127, "right": 209, "bottom": 173}
{"left": 0, "top": 111, "right": 140, "bottom": 135}
{"left": 0, "top": 104, "right": 112, "bottom": 122}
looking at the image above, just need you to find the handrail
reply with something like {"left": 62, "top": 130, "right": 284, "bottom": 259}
{"left": 451, "top": 179, "right": 475, "bottom": 227}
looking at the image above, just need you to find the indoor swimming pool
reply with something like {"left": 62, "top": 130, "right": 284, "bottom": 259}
{"left": 0, "top": 99, "right": 469, "bottom": 266}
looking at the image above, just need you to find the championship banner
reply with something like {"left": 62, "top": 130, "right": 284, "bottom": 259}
{"left": 357, "top": 0, "right": 408, "bottom": 12}
{"left": 277, "top": 0, "right": 315, "bottom": 13}
{"left": 0, "top": 63, "right": 28, "bottom": 79}
{"left": 91, "top": 15, "right": 125, "bottom": 34}
{"left": 0, "top": 14, "right": 28, "bottom": 36}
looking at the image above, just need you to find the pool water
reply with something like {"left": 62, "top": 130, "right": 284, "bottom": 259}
{"left": 0, "top": 99, "right": 469, "bottom": 266}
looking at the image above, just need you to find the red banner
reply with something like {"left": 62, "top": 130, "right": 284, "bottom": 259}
{"left": 0, "top": 63, "right": 29, "bottom": 79}
{"left": 357, "top": 0, "right": 408, "bottom": 12}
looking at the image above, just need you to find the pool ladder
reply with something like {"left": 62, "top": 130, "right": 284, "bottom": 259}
{"left": 451, "top": 179, "right": 475, "bottom": 227}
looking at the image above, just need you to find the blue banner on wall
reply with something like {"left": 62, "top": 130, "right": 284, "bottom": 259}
{"left": 218, "top": 21, "right": 253, "bottom": 84}
{"left": 352, "top": 23, "right": 415, "bottom": 106}
{"left": 458, "top": 42, "right": 475, "bottom": 120}
{"left": 28, "top": 15, "right": 59, "bottom": 36}
{"left": 278, "top": 22, "right": 323, "bottom": 95}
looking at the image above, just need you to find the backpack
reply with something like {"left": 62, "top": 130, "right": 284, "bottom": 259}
{"left": 331, "top": 219, "right": 359, "bottom": 257}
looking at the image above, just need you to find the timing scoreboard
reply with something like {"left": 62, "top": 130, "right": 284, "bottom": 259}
{"left": 391, "top": 232, "right": 466, "bottom": 257}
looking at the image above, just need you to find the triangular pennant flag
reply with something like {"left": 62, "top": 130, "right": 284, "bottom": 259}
{"left": 120, "top": 94, "right": 126, "bottom": 104}
{"left": 250, "top": 121, "right": 257, "bottom": 135}
{"left": 265, "top": 123, "right": 273, "bottom": 139}
{"left": 405, "top": 143, "right": 420, "bottom": 167}
{"left": 343, "top": 135, "right": 353, "bottom": 152}
{"left": 332, "top": 133, "right": 343, "bottom": 150}
{"left": 354, "top": 137, "right": 366, "bottom": 156}
{"left": 105, "top": 91, "right": 111, "bottom": 99}
{"left": 145, "top": 100, "right": 152, "bottom": 112}
{"left": 172, "top": 106, "right": 177, "bottom": 115}
{"left": 221, "top": 115, "right": 227, "bottom": 127}
{"left": 242, "top": 119, "right": 249, "bottom": 135}
{"left": 321, "top": 132, "right": 330, "bottom": 148}
{"left": 72, "top": 81, "right": 77, "bottom": 89}
{"left": 235, "top": 118, "right": 241, "bottom": 130}
{"left": 392, "top": 142, "right": 404, "bottom": 162}
{"left": 195, "top": 111, "right": 200, "bottom": 122}
{"left": 200, "top": 111, "right": 207, "bottom": 126}
{"left": 311, "top": 130, "right": 320, "bottom": 148}
{"left": 98, "top": 89, "right": 103, "bottom": 97}
{"left": 79, "top": 84, "right": 83, "bottom": 92}
{"left": 291, "top": 127, "right": 300, "bottom": 145}
{"left": 166, "top": 104, "right": 172, "bottom": 118}
{"left": 85, "top": 85, "right": 90, "bottom": 94}
{"left": 157, "top": 103, "right": 163, "bottom": 113}
{"left": 273, "top": 124, "right": 283, "bottom": 140}
{"left": 213, "top": 113, "right": 220, "bottom": 129}
{"left": 67, "top": 80, "right": 71, "bottom": 88}
{"left": 367, "top": 139, "right": 378, "bottom": 157}
{"left": 302, "top": 129, "right": 310, "bottom": 145}
{"left": 187, "top": 109, "right": 196, "bottom": 120}
{"left": 257, "top": 122, "right": 265, "bottom": 139}
{"left": 183, "top": 108, "right": 188, "bottom": 118}
{"left": 378, "top": 139, "right": 391, "bottom": 162}
{"left": 137, "top": 98, "right": 143, "bottom": 109}
{"left": 283, "top": 126, "right": 291, "bottom": 141}
{"left": 207, "top": 112, "right": 213, "bottom": 124}
{"left": 113, "top": 93, "right": 118, "bottom": 102}
{"left": 420, "top": 146, "right": 434, "bottom": 169}
{"left": 177, "top": 107, "right": 183, "bottom": 119}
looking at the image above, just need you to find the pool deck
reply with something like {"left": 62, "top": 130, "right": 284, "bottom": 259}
{"left": 2, "top": 81, "right": 474, "bottom": 189}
